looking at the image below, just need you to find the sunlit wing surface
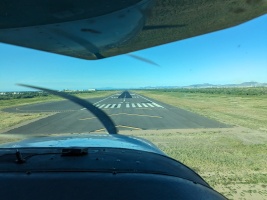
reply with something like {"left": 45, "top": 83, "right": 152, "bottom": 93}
{"left": 0, "top": 0, "right": 267, "bottom": 59}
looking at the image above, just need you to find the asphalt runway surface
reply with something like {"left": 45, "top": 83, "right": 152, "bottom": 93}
{"left": 3, "top": 91, "right": 229, "bottom": 134}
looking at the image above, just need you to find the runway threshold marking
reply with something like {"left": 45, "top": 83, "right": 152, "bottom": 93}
{"left": 104, "top": 104, "right": 111, "bottom": 108}
{"left": 142, "top": 103, "right": 148, "bottom": 107}
{"left": 152, "top": 103, "right": 163, "bottom": 108}
{"left": 136, "top": 94, "right": 165, "bottom": 108}
{"left": 99, "top": 104, "right": 106, "bottom": 108}
{"left": 147, "top": 103, "right": 154, "bottom": 107}
{"left": 110, "top": 104, "right": 116, "bottom": 108}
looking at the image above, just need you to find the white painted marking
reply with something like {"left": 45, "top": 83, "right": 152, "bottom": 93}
{"left": 99, "top": 104, "right": 106, "bottom": 108}
{"left": 152, "top": 103, "right": 163, "bottom": 108}
{"left": 132, "top": 103, "right": 136, "bottom": 108}
{"left": 136, "top": 94, "right": 164, "bottom": 108}
{"left": 110, "top": 104, "right": 116, "bottom": 108}
{"left": 96, "top": 105, "right": 100, "bottom": 107}
{"left": 80, "top": 108, "right": 86, "bottom": 110}
{"left": 142, "top": 103, "right": 148, "bottom": 107}
{"left": 126, "top": 104, "right": 130, "bottom": 108}
{"left": 104, "top": 104, "right": 111, "bottom": 108}
{"left": 117, "top": 104, "right": 121, "bottom": 108}
{"left": 147, "top": 103, "right": 154, "bottom": 107}
{"left": 137, "top": 103, "right": 142, "bottom": 107}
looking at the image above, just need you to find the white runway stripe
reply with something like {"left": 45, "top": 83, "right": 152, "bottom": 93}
{"left": 99, "top": 104, "right": 106, "bottom": 108}
{"left": 104, "top": 104, "right": 111, "bottom": 108}
{"left": 147, "top": 103, "right": 154, "bottom": 107}
{"left": 96, "top": 102, "right": 163, "bottom": 109}
{"left": 110, "top": 104, "right": 116, "bottom": 108}
{"left": 152, "top": 102, "right": 163, "bottom": 108}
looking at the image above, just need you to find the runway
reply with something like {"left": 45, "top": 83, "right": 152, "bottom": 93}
{"left": 3, "top": 91, "right": 229, "bottom": 134}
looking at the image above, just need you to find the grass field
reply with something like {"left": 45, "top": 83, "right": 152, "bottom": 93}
{"left": 123, "top": 128, "right": 267, "bottom": 200}
{"left": 0, "top": 89, "right": 266, "bottom": 199}
{"left": 133, "top": 89, "right": 267, "bottom": 199}
{"left": 136, "top": 89, "right": 267, "bottom": 131}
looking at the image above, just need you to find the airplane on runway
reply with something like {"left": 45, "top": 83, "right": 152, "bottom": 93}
{"left": 1, "top": 1, "right": 267, "bottom": 199}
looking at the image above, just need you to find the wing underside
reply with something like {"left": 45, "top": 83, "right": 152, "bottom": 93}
{"left": 0, "top": 0, "right": 266, "bottom": 59}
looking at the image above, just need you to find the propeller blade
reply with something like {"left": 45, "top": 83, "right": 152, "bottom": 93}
{"left": 127, "top": 54, "right": 160, "bottom": 67}
{"left": 17, "top": 84, "right": 118, "bottom": 135}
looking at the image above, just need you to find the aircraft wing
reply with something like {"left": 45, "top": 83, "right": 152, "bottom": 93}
{"left": 0, "top": 0, "right": 266, "bottom": 59}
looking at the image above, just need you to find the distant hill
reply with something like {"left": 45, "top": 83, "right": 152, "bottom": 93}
{"left": 138, "top": 82, "right": 267, "bottom": 89}
{"left": 184, "top": 82, "right": 267, "bottom": 88}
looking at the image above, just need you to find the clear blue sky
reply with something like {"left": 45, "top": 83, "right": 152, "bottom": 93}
{"left": 1, "top": 14, "right": 267, "bottom": 91}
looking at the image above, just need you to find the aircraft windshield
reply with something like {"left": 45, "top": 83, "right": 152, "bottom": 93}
{"left": 0, "top": 2, "right": 267, "bottom": 199}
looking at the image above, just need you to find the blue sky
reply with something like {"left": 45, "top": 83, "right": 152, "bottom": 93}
{"left": 1, "top": 14, "right": 267, "bottom": 91}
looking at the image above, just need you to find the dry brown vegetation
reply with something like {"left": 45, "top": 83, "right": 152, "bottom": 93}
{"left": 0, "top": 89, "right": 266, "bottom": 199}
{"left": 136, "top": 90, "right": 267, "bottom": 131}
{"left": 133, "top": 89, "right": 267, "bottom": 199}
